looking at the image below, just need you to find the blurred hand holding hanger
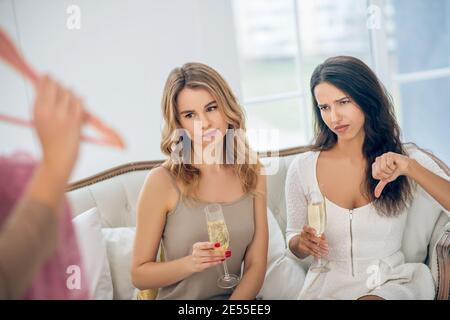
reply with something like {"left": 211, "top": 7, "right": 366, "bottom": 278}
{"left": 0, "top": 27, "right": 125, "bottom": 150}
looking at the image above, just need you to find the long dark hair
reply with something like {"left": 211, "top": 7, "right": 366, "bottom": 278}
{"left": 310, "top": 56, "right": 412, "bottom": 217}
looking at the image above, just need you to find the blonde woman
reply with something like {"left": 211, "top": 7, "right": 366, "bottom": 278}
{"left": 131, "top": 62, "right": 268, "bottom": 300}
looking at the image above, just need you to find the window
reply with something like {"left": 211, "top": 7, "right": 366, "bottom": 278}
{"left": 386, "top": 0, "right": 450, "bottom": 163}
{"left": 233, "top": 0, "right": 372, "bottom": 151}
{"left": 233, "top": 0, "right": 449, "bottom": 164}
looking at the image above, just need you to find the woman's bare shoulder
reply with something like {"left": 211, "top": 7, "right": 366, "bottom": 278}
{"left": 139, "top": 166, "right": 179, "bottom": 213}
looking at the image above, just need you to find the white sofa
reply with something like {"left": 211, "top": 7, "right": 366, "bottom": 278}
{"left": 66, "top": 146, "right": 450, "bottom": 300}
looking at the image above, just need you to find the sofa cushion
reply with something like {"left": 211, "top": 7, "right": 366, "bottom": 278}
{"left": 73, "top": 208, "right": 114, "bottom": 299}
{"left": 402, "top": 147, "right": 450, "bottom": 264}
{"left": 101, "top": 227, "right": 137, "bottom": 300}
{"left": 258, "top": 208, "right": 306, "bottom": 299}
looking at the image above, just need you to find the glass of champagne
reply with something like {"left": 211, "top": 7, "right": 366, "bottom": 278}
{"left": 205, "top": 203, "right": 240, "bottom": 289}
{"left": 307, "top": 191, "right": 330, "bottom": 273}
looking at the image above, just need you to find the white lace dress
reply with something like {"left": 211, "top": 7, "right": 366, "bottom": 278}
{"left": 285, "top": 147, "right": 449, "bottom": 300}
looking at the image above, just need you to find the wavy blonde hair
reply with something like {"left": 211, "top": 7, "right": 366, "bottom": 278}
{"left": 160, "top": 62, "right": 262, "bottom": 199}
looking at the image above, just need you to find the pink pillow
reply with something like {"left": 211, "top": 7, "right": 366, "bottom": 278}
{"left": 0, "top": 151, "right": 90, "bottom": 299}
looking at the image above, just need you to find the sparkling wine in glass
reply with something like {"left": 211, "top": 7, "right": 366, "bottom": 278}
{"left": 205, "top": 203, "right": 240, "bottom": 289}
{"left": 307, "top": 192, "right": 330, "bottom": 273}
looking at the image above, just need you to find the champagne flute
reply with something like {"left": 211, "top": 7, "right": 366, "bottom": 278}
{"left": 307, "top": 191, "right": 330, "bottom": 273}
{"left": 204, "top": 203, "right": 240, "bottom": 289}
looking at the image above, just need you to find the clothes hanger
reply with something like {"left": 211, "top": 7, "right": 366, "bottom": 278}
{"left": 0, "top": 28, "right": 125, "bottom": 149}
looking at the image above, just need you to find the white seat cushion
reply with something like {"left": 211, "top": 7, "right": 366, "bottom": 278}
{"left": 258, "top": 208, "right": 306, "bottom": 299}
{"left": 73, "top": 208, "right": 114, "bottom": 299}
{"left": 101, "top": 227, "right": 137, "bottom": 300}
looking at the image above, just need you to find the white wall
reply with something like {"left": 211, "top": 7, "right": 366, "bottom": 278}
{"left": 0, "top": 0, "right": 241, "bottom": 182}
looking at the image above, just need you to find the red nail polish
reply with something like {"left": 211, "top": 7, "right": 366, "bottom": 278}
{"left": 214, "top": 242, "right": 220, "bottom": 248}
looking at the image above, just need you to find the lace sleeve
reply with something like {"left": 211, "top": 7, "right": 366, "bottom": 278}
{"left": 285, "top": 158, "right": 308, "bottom": 255}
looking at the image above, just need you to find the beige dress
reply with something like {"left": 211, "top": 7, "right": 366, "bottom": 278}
{"left": 156, "top": 170, "right": 255, "bottom": 300}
